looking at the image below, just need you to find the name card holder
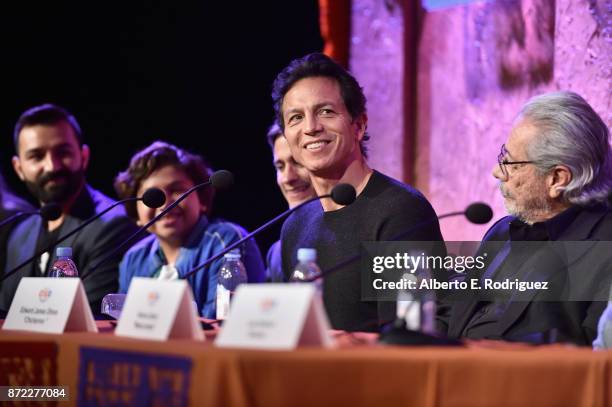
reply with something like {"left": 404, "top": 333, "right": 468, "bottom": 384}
{"left": 215, "top": 283, "right": 333, "bottom": 350}
{"left": 3, "top": 277, "right": 97, "bottom": 334}
{"left": 115, "top": 277, "right": 204, "bottom": 341}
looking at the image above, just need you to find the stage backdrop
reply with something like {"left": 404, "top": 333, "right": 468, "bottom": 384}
{"left": 339, "top": 0, "right": 611, "bottom": 241}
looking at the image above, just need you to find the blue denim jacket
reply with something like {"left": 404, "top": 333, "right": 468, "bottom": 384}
{"left": 119, "top": 216, "right": 265, "bottom": 317}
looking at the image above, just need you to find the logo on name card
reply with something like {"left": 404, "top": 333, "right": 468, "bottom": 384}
{"left": 38, "top": 288, "right": 52, "bottom": 303}
{"left": 259, "top": 298, "right": 277, "bottom": 312}
{"left": 147, "top": 291, "right": 160, "bottom": 306}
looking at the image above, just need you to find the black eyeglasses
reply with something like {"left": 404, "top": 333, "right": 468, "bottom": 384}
{"left": 497, "top": 144, "right": 534, "bottom": 178}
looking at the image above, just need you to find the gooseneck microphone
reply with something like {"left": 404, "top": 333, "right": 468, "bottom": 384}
{"left": 181, "top": 183, "right": 358, "bottom": 280}
{"left": 438, "top": 202, "right": 493, "bottom": 225}
{"left": 89, "top": 170, "right": 234, "bottom": 273}
{"left": 2, "top": 187, "right": 166, "bottom": 282}
{"left": 0, "top": 202, "right": 62, "bottom": 228}
{"left": 305, "top": 202, "right": 494, "bottom": 283}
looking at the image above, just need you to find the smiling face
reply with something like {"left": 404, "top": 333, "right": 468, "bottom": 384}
{"left": 281, "top": 76, "right": 366, "bottom": 177}
{"left": 12, "top": 120, "right": 89, "bottom": 204}
{"left": 136, "top": 165, "right": 205, "bottom": 246}
{"left": 272, "top": 136, "right": 315, "bottom": 208}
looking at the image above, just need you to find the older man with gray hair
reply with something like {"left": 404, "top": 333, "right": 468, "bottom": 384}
{"left": 440, "top": 91, "right": 612, "bottom": 345}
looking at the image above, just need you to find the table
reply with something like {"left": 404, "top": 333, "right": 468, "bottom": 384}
{"left": 1, "top": 323, "right": 611, "bottom": 407}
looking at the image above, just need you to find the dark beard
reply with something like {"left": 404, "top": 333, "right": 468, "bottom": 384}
{"left": 24, "top": 168, "right": 85, "bottom": 204}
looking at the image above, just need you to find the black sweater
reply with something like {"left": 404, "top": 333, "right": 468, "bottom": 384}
{"left": 281, "top": 171, "right": 444, "bottom": 331}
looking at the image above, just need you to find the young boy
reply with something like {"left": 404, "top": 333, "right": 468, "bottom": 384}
{"left": 114, "top": 141, "right": 265, "bottom": 317}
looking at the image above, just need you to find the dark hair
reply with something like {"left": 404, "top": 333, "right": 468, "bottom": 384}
{"left": 271, "top": 53, "right": 369, "bottom": 157}
{"left": 266, "top": 121, "right": 283, "bottom": 149}
{"left": 114, "top": 141, "right": 214, "bottom": 220}
{"left": 13, "top": 104, "right": 83, "bottom": 151}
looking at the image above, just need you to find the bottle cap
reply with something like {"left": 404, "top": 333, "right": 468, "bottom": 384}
{"left": 297, "top": 248, "right": 317, "bottom": 262}
{"left": 56, "top": 247, "right": 72, "bottom": 258}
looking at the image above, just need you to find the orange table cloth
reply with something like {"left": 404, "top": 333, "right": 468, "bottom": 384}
{"left": 0, "top": 325, "right": 611, "bottom": 407}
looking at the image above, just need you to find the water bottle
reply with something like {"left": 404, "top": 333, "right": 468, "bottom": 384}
{"left": 396, "top": 272, "right": 436, "bottom": 334}
{"left": 216, "top": 249, "right": 247, "bottom": 320}
{"left": 290, "top": 248, "right": 322, "bottom": 293}
{"left": 48, "top": 247, "right": 79, "bottom": 278}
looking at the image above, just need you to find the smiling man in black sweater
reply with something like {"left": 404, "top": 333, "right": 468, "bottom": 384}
{"left": 272, "top": 53, "right": 444, "bottom": 332}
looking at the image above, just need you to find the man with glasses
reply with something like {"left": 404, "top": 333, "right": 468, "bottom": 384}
{"left": 439, "top": 91, "right": 612, "bottom": 345}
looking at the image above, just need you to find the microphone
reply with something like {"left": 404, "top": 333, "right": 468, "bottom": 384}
{"left": 141, "top": 188, "right": 166, "bottom": 209}
{"left": 180, "top": 183, "right": 357, "bottom": 280}
{"left": 0, "top": 202, "right": 62, "bottom": 228}
{"left": 465, "top": 202, "right": 493, "bottom": 224}
{"left": 39, "top": 202, "right": 63, "bottom": 221}
{"left": 330, "top": 183, "right": 356, "bottom": 206}
{"left": 1, "top": 188, "right": 166, "bottom": 282}
{"left": 306, "top": 202, "right": 494, "bottom": 283}
{"left": 209, "top": 169, "right": 234, "bottom": 190}
{"left": 88, "top": 170, "right": 234, "bottom": 273}
{"left": 436, "top": 202, "right": 493, "bottom": 224}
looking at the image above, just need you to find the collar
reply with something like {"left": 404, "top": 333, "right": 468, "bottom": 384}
{"left": 509, "top": 205, "right": 582, "bottom": 241}
{"left": 150, "top": 214, "right": 210, "bottom": 267}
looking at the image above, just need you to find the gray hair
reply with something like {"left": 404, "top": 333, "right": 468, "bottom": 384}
{"left": 520, "top": 91, "right": 612, "bottom": 205}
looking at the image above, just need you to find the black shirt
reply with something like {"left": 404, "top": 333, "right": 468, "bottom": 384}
{"left": 463, "top": 206, "right": 581, "bottom": 339}
{"left": 281, "top": 171, "right": 444, "bottom": 331}
{"left": 33, "top": 224, "right": 63, "bottom": 276}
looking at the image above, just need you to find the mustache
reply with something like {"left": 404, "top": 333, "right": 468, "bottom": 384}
{"left": 37, "top": 169, "right": 72, "bottom": 186}
{"left": 499, "top": 183, "right": 511, "bottom": 198}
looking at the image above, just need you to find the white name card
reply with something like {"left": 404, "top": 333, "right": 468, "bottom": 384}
{"left": 115, "top": 277, "right": 204, "bottom": 341}
{"left": 3, "top": 277, "right": 97, "bottom": 334}
{"left": 215, "top": 283, "right": 333, "bottom": 350}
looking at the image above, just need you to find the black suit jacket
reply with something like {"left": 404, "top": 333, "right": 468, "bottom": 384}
{"left": 1, "top": 185, "right": 140, "bottom": 313}
{"left": 439, "top": 204, "right": 612, "bottom": 345}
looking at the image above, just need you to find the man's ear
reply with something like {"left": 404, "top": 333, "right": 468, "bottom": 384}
{"left": 547, "top": 165, "right": 572, "bottom": 199}
{"left": 354, "top": 113, "right": 368, "bottom": 142}
{"left": 12, "top": 156, "right": 25, "bottom": 181}
{"left": 80, "top": 144, "right": 91, "bottom": 170}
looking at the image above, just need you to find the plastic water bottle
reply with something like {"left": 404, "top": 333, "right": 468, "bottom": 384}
{"left": 396, "top": 272, "right": 436, "bottom": 334}
{"left": 216, "top": 249, "right": 247, "bottom": 320}
{"left": 290, "top": 248, "right": 322, "bottom": 293}
{"left": 48, "top": 247, "right": 79, "bottom": 278}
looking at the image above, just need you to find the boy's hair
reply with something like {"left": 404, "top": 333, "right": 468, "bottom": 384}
{"left": 114, "top": 141, "right": 214, "bottom": 220}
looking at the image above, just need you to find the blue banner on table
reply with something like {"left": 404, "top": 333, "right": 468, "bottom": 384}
{"left": 77, "top": 347, "right": 192, "bottom": 407}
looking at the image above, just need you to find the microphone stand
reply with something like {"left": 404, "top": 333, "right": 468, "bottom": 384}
{"left": 4, "top": 196, "right": 144, "bottom": 281}
{"left": 0, "top": 211, "right": 29, "bottom": 228}
{"left": 89, "top": 180, "right": 212, "bottom": 272}
{"left": 181, "top": 193, "right": 331, "bottom": 279}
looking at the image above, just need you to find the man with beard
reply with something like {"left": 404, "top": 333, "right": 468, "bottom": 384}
{"left": 439, "top": 91, "right": 612, "bottom": 345}
{"left": 1, "top": 104, "right": 138, "bottom": 313}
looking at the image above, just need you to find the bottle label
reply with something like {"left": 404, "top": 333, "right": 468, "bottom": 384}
{"left": 216, "top": 285, "right": 232, "bottom": 320}
{"left": 48, "top": 259, "right": 79, "bottom": 278}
